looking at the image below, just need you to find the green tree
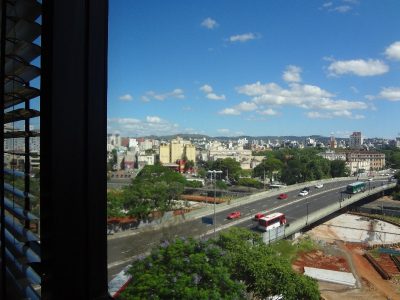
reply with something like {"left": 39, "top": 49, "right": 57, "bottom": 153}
{"left": 185, "top": 180, "right": 203, "bottom": 188}
{"left": 118, "top": 164, "right": 187, "bottom": 220}
{"left": 215, "top": 180, "right": 228, "bottom": 190}
{"left": 121, "top": 228, "right": 320, "bottom": 300}
{"left": 197, "top": 167, "right": 207, "bottom": 178}
{"left": 216, "top": 228, "right": 320, "bottom": 300}
{"left": 209, "top": 158, "right": 242, "bottom": 182}
{"left": 380, "top": 148, "right": 400, "bottom": 169}
{"left": 330, "top": 160, "right": 349, "bottom": 177}
{"left": 280, "top": 159, "right": 304, "bottom": 184}
{"left": 107, "top": 190, "right": 126, "bottom": 217}
{"left": 237, "top": 178, "right": 263, "bottom": 189}
{"left": 253, "top": 158, "right": 283, "bottom": 183}
{"left": 120, "top": 238, "right": 245, "bottom": 300}
{"left": 184, "top": 160, "right": 195, "bottom": 172}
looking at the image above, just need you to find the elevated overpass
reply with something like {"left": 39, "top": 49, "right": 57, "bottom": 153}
{"left": 107, "top": 177, "right": 396, "bottom": 279}
{"left": 261, "top": 181, "right": 397, "bottom": 244}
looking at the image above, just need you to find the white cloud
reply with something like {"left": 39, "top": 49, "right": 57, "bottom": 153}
{"left": 119, "top": 94, "right": 133, "bottom": 101}
{"left": 146, "top": 116, "right": 162, "bottom": 123}
{"left": 332, "top": 110, "right": 352, "bottom": 117}
{"left": 385, "top": 41, "right": 400, "bottom": 61}
{"left": 321, "top": 0, "right": 358, "bottom": 13}
{"left": 223, "top": 65, "right": 369, "bottom": 119}
{"left": 200, "top": 84, "right": 226, "bottom": 100}
{"left": 200, "top": 84, "right": 213, "bottom": 93}
{"left": 235, "top": 101, "right": 257, "bottom": 111}
{"left": 283, "top": 65, "right": 302, "bottom": 83}
{"left": 322, "top": 2, "right": 333, "bottom": 8}
{"left": 219, "top": 108, "right": 240, "bottom": 115}
{"left": 306, "top": 110, "right": 365, "bottom": 119}
{"left": 378, "top": 87, "right": 400, "bottom": 101}
{"left": 257, "top": 108, "right": 277, "bottom": 116}
{"left": 350, "top": 86, "right": 359, "bottom": 93}
{"left": 141, "top": 88, "right": 185, "bottom": 101}
{"left": 229, "top": 33, "right": 258, "bottom": 43}
{"left": 108, "top": 116, "right": 181, "bottom": 136}
{"left": 332, "top": 5, "right": 351, "bottom": 13}
{"left": 236, "top": 82, "right": 282, "bottom": 97}
{"left": 201, "top": 17, "right": 218, "bottom": 29}
{"left": 109, "top": 117, "right": 141, "bottom": 125}
{"left": 219, "top": 101, "right": 257, "bottom": 115}
{"left": 328, "top": 59, "right": 389, "bottom": 77}
{"left": 206, "top": 93, "right": 226, "bottom": 100}
{"left": 306, "top": 112, "right": 332, "bottom": 119}
{"left": 231, "top": 80, "right": 368, "bottom": 118}
{"left": 237, "top": 82, "right": 335, "bottom": 104}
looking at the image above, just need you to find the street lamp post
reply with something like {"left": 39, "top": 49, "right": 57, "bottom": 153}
{"left": 208, "top": 170, "right": 223, "bottom": 238}
{"left": 306, "top": 200, "right": 309, "bottom": 225}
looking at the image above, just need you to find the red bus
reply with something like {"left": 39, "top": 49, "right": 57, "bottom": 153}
{"left": 258, "top": 212, "right": 287, "bottom": 231}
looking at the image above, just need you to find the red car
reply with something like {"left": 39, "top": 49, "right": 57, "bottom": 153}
{"left": 254, "top": 212, "right": 266, "bottom": 220}
{"left": 278, "top": 193, "right": 288, "bottom": 200}
{"left": 227, "top": 211, "right": 241, "bottom": 219}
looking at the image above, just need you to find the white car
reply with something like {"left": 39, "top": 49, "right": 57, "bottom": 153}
{"left": 367, "top": 178, "right": 373, "bottom": 181}
{"left": 299, "top": 190, "right": 309, "bottom": 196}
{"left": 315, "top": 183, "right": 323, "bottom": 189}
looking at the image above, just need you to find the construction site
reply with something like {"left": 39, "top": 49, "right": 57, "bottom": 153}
{"left": 293, "top": 204, "right": 400, "bottom": 300}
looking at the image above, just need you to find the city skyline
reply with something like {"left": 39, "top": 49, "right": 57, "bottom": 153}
{"left": 108, "top": 1, "right": 400, "bottom": 138}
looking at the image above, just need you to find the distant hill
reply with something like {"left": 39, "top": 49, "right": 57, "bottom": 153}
{"left": 137, "top": 133, "right": 340, "bottom": 142}
{"left": 143, "top": 133, "right": 210, "bottom": 140}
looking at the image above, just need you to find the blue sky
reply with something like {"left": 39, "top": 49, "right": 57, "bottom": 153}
{"left": 108, "top": 0, "right": 400, "bottom": 138}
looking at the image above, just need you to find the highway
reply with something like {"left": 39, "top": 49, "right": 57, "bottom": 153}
{"left": 107, "top": 178, "right": 391, "bottom": 279}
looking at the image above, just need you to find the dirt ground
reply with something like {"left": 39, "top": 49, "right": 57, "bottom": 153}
{"left": 297, "top": 214, "right": 400, "bottom": 300}
{"left": 293, "top": 249, "right": 351, "bottom": 273}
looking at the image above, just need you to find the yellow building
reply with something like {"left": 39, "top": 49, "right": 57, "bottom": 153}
{"left": 159, "top": 138, "right": 196, "bottom": 164}
{"left": 159, "top": 144, "right": 170, "bottom": 164}
{"left": 170, "top": 140, "right": 184, "bottom": 163}
{"left": 184, "top": 144, "right": 196, "bottom": 163}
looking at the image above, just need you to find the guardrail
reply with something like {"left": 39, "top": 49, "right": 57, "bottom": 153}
{"left": 108, "top": 177, "right": 392, "bottom": 239}
{"left": 282, "top": 183, "right": 397, "bottom": 239}
{"left": 184, "top": 177, "right": 356, "bottom": 221}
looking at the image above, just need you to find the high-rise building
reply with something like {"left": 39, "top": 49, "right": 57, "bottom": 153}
{"left": 184, "top": 144, "right": 196, "bottom": 162}
{"left": 349, "top": 132, "right": 363, "bottom": 149}
{"left": 330, "top": 135, "right": 337, "bottom": 149}
{"left": 159, "top": 144, "right": 170, "bottom": 164}
{"left": 170, "top": 139, "right": 184, "bottom": 163}
{"left": 158, "top": 138, "right": 196, "bottom": 164}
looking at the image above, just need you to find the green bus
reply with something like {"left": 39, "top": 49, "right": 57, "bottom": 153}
{"left": 346, "top": 181, "right": 366, "bottom": 194}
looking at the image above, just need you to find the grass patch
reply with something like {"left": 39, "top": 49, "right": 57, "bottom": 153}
{"left": 269, "top": 236, "right": 319, "bottom": 262}
{"left": 369, "top": 248, "right": 380, "bottom": 259}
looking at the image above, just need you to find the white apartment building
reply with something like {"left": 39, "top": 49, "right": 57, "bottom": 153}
{"left": 137, "top": 154, "right": 155, "bottom": 167}
{"left": 318, "top": 150, "right": 346, "bottom": 161}
{"left": 139, "top": 139, "right": 153, "bottom": 151}
{"left": 128, "top": 138, "right": 139, "bottom": 149}
{"left": 346, "top": 151, "right": 385, "bottom": 172}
